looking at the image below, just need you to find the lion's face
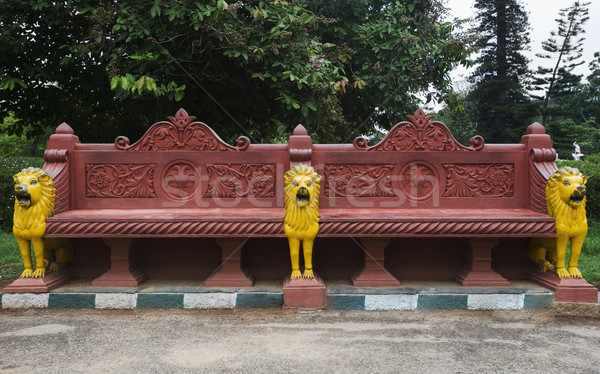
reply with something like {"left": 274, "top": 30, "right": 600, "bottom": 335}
{"left": 13, "top": 168, "right": 53, "bottom": 208}
{"left": 284, "top": 164, "right": 321, "bottom": 209}
{"left": 555, "top": 171, "right": 587, "bottom": 209}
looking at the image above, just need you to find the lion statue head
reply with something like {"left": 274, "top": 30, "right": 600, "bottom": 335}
{"left": 284, "top": 163, "right": 321, "bottom": 230}
{"left": 13, "top": 167, "right": 55, "bottom": 235}
{"left": 546, "top": 166, "right": 587, "bottom": 217}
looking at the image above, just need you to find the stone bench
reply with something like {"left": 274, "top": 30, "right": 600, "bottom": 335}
{"left": 35, "top": 109, "right": 560, "bottom": 292}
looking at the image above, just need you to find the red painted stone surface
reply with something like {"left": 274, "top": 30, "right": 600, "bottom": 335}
{"left": 529, "top": 271, "right": 599, "bottom": 303}
{"left": 283, "top": 275, "right": 326, "bottom": 309}
{"left": 36, "top": 108, "right": 593, "bottom": 301}
{"left": 3, "top": 271, "right": 72, "bottom": 293}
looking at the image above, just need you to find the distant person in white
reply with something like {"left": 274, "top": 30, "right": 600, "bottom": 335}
{"left": 572, "top": 142, "right": 584, "bottom": 160}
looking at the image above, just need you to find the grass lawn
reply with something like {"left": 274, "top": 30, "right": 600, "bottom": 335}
{"left": 0, "top": 223, "right": 599, "bottom": 287}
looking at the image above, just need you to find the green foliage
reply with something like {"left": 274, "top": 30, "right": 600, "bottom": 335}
{"left": 579, "top": 220, "right": 600, "bottom": 287}
{"left": 0, "top": 231, "right": 24, "bottom": 279}
{"left": 467, "top": 0, "right": 537, "bottom": 143}
{"left": 0, "top": 114, "right": 46, "bottom": 157}
{"left": 532, "top": 1, "right": 590, "bottom": 126}
{"left": 547, "top": 118, "right": 600, "bottom": 158}
{"left": 0, "top": 156, "right": 44, "bottom": 232}
{"left": 0, "top": 0, "right": 474, "bottom": 144}
{"left": 557, "top": 153, "right": 600, "bottom": 221}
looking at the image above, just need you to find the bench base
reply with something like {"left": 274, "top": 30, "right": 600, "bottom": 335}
{"left": 283, "top": 275, "right": 326, "bottom": 309}
{"left": 3, "top": 270, "right": 72, "bottom": 294}
{"left": 529, "top": 271, "right": 599, "bottom": 303}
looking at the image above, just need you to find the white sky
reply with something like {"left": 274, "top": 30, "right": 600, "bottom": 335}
{"left": 445, "top": 0, "right": 600, "bottom": 91}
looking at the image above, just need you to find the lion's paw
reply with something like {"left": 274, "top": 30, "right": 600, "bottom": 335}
{"left": 20, "top": 269, "right": 34, "bottom": 278}
{"left": 32, "top": 268, "right": 46, "bottom": 278}
{"left": 568, "top": 267, "right": 583, "bottom": 278}
{"left": 48, "top": 262, "right": 60, "bottom": 273}
{"left": 556, "top": 268, "right": 571, "bottom": 279}
{"left": 539, "top": 261, "right": 555, "bottom": 273}
{"left": 290, "top": 270, "right": 302, "bottom": 279}
{"left": 302, "top": 269, "right": 314, "bottom": 279}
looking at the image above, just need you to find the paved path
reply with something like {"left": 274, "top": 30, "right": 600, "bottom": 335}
{"left": 1, "top": 307, "right": 599, "bottom": 373}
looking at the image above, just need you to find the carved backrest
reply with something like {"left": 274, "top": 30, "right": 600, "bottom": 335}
{"left": 44, "top": 108, "right": 554, "bottom": 212}
{"left": 63, "top": 109, "right": 288, "bottom": 209}
{"left": 312, "top": 109, "right": 554, "bottom": 210}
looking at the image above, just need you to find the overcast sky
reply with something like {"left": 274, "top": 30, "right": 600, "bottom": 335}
{"left": 445, "top": 0, "right": 600, "bottom": 90}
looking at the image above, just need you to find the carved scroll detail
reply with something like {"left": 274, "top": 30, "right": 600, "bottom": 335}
{"left": 86, "top": 164, "right": 157, "bottom": 198}
{"left": 443, "top": 164, "right": 514, "bottom": 197}
{"left": 324, "top": 164, "right": 396, "bottom": 197}
{"left": 363, "top": 109, "right": 484, "bottom": 152}
{"left": 116, "top": 108, "right": 249, "bottom": 151}
{"left": 204, "top": 164, "right": 276, "bottom": 198}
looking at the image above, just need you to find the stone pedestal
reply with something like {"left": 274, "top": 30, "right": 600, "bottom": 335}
{"left": 205, "top": 238, "right": 253, "bottom": 287}
{"left": 454, "top": 238, "right": 510, "bottom": 287}
{"left": 283, "top": 275, "right": 326, "bottom": 309}
{"left": 352, "top": 238, "right": 400, "bottom": 287}
{"left": 3, "top": 270, "right": 72, "bottom": 293}
{"left": 529, "top": 271, "right": 598, "bottom": 303}
{"left": 92, "top": 239, "right": 146, "bottom": 287}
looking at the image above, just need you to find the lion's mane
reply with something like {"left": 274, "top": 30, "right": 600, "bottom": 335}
{"left": 284, "top": 164, "right": 321, "bottom": 233}
{"left": 13, "top": 167, "right": 55, "bottom": 233}
{"left": 546, "top": 166, "right": 587, "bottom": 226}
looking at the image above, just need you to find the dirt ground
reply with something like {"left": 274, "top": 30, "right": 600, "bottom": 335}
{"left": 1, "top": 307, "right": 599, "bottom": 374}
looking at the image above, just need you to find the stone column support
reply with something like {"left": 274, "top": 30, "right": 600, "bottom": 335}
{"left": 92, "top": 238, "right": 147, "bottom": 287}
{"left": 205, "top": 238, "right": 253, "bottom": 287}
{"left": 352, "top": 238, "right": 400, "bottom": 287}
{"left": 454, "top": 238, "right": 510, "bottom": 287}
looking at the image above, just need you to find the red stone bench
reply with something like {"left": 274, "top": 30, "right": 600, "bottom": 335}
{"left": 40, "top": 108, "right": 558, "bottom": 290}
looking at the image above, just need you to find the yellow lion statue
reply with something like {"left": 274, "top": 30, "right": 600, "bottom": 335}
{"left": 13, "top": 167, "right": 72, "bottom": 278}
{"left": 528, "top": 166, "right": 588, "bottom": 279}
{"left": 284, "top": 164, "right": 322, "bottom": 279}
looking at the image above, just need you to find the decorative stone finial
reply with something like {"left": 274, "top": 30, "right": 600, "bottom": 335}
{"left": 55, "top": 122, "right": 74, "bottom": 135}
{"left": 526, "top": 122, "right": 546, "bottom": 135}
{"left": 293, "top": 124, "right": 308, "bottom": 136}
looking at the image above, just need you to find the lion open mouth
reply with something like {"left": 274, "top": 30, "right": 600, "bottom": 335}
{"left": 570, "top": 194, "right": 585, "bottom": 203}
{"left": 15, "top": 190, "right": 31, "bottom": 206}
{"left": 296, "top": 187, "right": 310, "bottom": 204}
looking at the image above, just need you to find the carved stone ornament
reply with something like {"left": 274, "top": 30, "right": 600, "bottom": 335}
{"left": 324, "top": 164, "right": 396, "bottom": 197}
{"left": 204, "top": 164, "right": 276, "bottom": 198}
{"left": 357, "top": 108, "right": 484, "bottom": 152}
{"left": 443, "top": 164, "right": 514, "bottom": 197}
{"left": 398, "top": 162, "right": 438, "bottom": 201}
{"left": 161, "top": 161, "right": 200, "bottom": 200}
{"left": 86, "top": 164, "right": 157, "bottom": 198}
{"left": 114, "top": 108, "right": 251, "bottom": 151}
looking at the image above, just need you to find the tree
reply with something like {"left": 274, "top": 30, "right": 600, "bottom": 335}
{"left": 533, "top": 1, "right": 590, "bottom": 126}
{"left": 466, "top": 0, "right": 536, "bottom": 143}
{"left": 0, "top": 0, "right": 473, "bottom": 144}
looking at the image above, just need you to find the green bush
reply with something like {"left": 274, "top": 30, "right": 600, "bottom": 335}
{"left": 557, "top": 153, "right": 600, "bottom": 221}
{"left": 0, "top": 156, "right": 45, "bottom": 232}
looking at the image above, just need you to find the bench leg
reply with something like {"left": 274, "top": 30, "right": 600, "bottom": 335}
{"left": 454, "top": 238, "right": 510, "bottom": 287}
{"left": 352, "top": 238, "right": 401, "bottom": 287}
{"left": 204, "top": 238, "right": 254, "bottom": 287}
{"left": 92, "top": 238, "right": 147, "bottom": 287}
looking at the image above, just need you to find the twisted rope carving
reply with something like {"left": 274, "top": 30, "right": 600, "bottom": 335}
{"left": 46, "top": 218, "right": 554, "bottom": 237}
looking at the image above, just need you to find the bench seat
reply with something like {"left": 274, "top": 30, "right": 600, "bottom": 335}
{"left": 45, "top": 208, "right": 555, "bottom": 238}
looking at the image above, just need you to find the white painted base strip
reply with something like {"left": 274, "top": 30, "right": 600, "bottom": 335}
{"left": 468, "top": 294, "right": 524, "bottom": 310}
{"left": 365, "top": 294, "right": 418, "bottom": 310}
{"left": 184, "top": 293, "right": 236, "bottom": 309}
{"left": 2, "top": 293, "right": 49, "bottom": 309}
{"left": 95, "top": 293, "right": 137, "bottom": 309}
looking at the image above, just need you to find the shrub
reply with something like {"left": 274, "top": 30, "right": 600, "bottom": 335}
{"left": 0, "top": 156, "right": 44, "bottom": 232}
{"left": 557, "top": 153, "right": 600, "bottom": 221}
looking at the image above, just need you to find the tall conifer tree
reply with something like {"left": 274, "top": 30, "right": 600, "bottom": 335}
{"left": 468, "top": 0, "right": 535, "bottom": 142}
{"left": 533, "top": 1, "right": 590, "bottom": 126}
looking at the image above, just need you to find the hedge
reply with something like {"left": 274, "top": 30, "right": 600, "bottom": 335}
{"left": 0, "top": 156, "right": 45, "bottom": 232}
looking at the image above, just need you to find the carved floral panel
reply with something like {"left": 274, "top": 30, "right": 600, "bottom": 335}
{"left": 324, "top": 164, "right": 396, "bottom": 197}
{"left": 443, "top": 164, "right": 514, "bottom": 197}
{"left": 86, "top": 164, "right": 157, "bottom": 198}
{"left": 204, "top": 164, "right": 276, "bottom": 198}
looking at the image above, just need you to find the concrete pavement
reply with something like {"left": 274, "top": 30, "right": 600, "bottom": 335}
{"left": 1, "top": 306, "right": 599, "bottom": 373}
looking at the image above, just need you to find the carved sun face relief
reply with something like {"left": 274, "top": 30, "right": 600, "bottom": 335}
{"left": 397, "top": 162, "right": 438, "bottom": 202}
{"left": 161, "top": 161, "right": 200, "bottom": 201}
